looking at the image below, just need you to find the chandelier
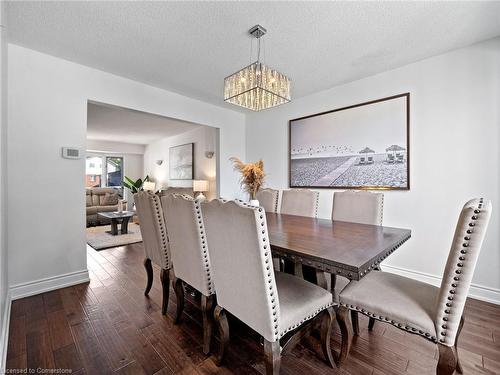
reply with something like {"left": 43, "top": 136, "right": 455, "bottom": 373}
{"left": 224, "top": 25, "right": 291, "bottom": 111}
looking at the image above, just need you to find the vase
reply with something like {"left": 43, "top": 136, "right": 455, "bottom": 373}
{"left": 249, "top": 199, "right": 260, "bottom": 207}
{"left": 117, "top": 200, "right": 124, "bottom": 213}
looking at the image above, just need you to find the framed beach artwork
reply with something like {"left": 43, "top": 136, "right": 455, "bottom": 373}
{"left": 289, "top": 93, "right": 410, "bottom": 190}
{"left": 169, "top": 143, "right": 194, "bottom": 180}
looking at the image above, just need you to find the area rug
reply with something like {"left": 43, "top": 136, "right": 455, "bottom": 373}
{"left": 86, "top": 223, "right": 142, "bottom": 250}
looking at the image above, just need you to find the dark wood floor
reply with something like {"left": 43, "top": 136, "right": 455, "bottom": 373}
{"left": 6, "top": 243, "right": 500, "bottom": 374}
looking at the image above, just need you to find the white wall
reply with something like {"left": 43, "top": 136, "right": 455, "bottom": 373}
{"left": 246, "top": 38, "right": 500, "bottom": 302}
{"left": 7, "top": 44, "right": 245, "bottom": 293}
{"left": 0, "top": 1, "right": 9, "bottom": 365}
{"left": 144, "top": 126, "right": 218, "bottom": 200}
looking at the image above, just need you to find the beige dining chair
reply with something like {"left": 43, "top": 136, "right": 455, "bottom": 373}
{"left": 202, "top": 199, "right": 336, "bottom": 374}
{"left": 280, "top": 189, "right": 319, "bottom": 217}
{"left": 280, "top": 189, "right": 320, "bottom": 277}
{"left": 134, "top": 191, "right": 171, "bottom": 315}
{"left": 337, "top": 198, "right": 491, "bottom": 375}
{"left": 256, "top": 188, "right": 280, "bottom": 213}
{"left": 161, "top": 193, "right": 216, "bottom": 354}
{"left": 331, "top": 190, "right": 384, "bottom": 331}
{"left": 332, "top": 190, "right": 384, "bottom": 225}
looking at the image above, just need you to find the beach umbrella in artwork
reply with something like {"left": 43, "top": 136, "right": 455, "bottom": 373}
{"left": 359, "top": 147, "right": 375, "bottom": 154}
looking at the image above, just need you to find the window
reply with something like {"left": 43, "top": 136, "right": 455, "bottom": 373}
{"left": 85, "top": 156, "right": 102, "bottom": 188}
{"left": 85, "top": 155, "right": 124, "bottom": 196}
{"left": 106, "top": 157, "right": 124, "bottom": 196}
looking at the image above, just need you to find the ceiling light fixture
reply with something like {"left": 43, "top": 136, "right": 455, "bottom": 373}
{"left": 224, "top": 25, "right": 291, "bottom": 111}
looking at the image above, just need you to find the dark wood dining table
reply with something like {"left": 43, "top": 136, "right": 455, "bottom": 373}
{"left": 266, "top": 212, "right": 411, "bottom": 282}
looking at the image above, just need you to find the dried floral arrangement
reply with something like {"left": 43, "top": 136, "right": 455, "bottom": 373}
{"left": 230, "top": 157, "right": 265, "bottom": 200}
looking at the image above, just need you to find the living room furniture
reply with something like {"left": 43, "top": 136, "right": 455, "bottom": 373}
{"left": 202, "top": 199, "right": 335, "bottom": 374}
{"left": 86, "top": 187, "right": 121, "bottom": 226}
{"left": 337, "top": 198, "right": 491, "bottom": 375}
{"left": 97, "top": 211, "right": 135, "bottom": 235}
{"left": 162, "top": 193, "right": 215, "bottom": 354}
{"left": 134, "top": 191, "right": 171, "bottom": 315}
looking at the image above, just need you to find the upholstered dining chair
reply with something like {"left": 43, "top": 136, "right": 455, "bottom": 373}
{"left": 280, "top": 189, "right": 319, "bottom": 217}
{"left": 280, "top": 189, "right": 320, "bottom": 277}
{"left": 332, "top": 190, "right": 384, "bottom": 225}
{"left": 331, "top": 190, "right": 384, "bottom": 332}
{"left": 133, "top": 191, "right": 171, "bottom": 315}
{"left": 336, "top": 198, "right": 491, "bottom": 375}
{"left": 161, "top": 193, "right": 215, "bottom": 355}
{"left": 256, "top": 188, "right": 280, "bottom": 213}
{"left": 202, "top": 199, "right": 336, "bottom": 374}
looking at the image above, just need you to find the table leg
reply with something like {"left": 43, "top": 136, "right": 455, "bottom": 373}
{"left": 121, "top": 217, "right": 131, "bottom": 234}
{"left": 110, "top": 219, "right": 118, "bottom": 235}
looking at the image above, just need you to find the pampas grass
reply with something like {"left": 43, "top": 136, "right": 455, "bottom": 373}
{"left": 230, "top": 157, "right": 265, "bottom": 200}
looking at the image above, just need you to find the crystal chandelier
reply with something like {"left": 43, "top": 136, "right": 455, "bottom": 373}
{"left": 224, "top": 25, "right": 291, "bottom": 111}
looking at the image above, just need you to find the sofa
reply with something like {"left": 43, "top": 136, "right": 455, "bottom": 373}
{"left": 86, "top": 187, "right": 121, "bottom": 226}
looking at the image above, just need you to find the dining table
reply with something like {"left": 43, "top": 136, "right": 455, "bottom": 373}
{"left": 266, "top": 212, "right": 411, "bottom": 283}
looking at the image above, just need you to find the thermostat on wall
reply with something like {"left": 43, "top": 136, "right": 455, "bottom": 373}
{"left": 62, "top": 147, "right": 82, "bottom": 159}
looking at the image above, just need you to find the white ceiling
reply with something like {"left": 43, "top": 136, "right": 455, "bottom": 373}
{"left": 6, "top": 2, "right": 500, "bottom": 111}
{"left": 87, "top": 102, "right": 202, "bottom": 145}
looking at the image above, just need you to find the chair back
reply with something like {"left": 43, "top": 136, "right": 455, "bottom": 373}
{"left": 434, "top": 198, "right": 491, "bottom": 346}
{"left": 134, "top": 191, "right": 170, "bottom": 270}
{"left": 256, "top": 188, "right": 279, "bottom": 213}
{"left": 202, "top": 199, "right": 280, "bottom": 342}
{"left": 280, "top": 189, "right": 319, "bottom": 218}
{"left": 332, "top": 191, "right": 384, "bottom": 225}
{"left": 162, "top": 194, "right": 214, "bottom": 296}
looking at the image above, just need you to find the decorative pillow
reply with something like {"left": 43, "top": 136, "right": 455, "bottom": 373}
{"left": 101, "top": 192, "right": 119, "bottom": 206}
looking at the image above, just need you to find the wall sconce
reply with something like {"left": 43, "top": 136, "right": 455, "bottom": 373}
{"left": 205, "top": 151, "right": 214, "bottom": 159}
{"left": 156, "top": 160, "right": 163, "bottom": 166}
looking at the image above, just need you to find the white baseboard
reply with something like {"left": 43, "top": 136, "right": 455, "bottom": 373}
{"left": 9, "top": 269, "right": 90, "bottom": 301}
{"left": 382, "top": 264, "right": 500, "bottom": 305}
{"left": 0, "top": 291, "right": 11, "bottom": 373}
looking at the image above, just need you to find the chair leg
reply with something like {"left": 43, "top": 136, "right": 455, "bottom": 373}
{"left": 263, "top": 339, "right": 281, "bottom": 375}
{"left": 455, "top": 315, "right": 464, "bottom": 374}
{"left": 214, "top": 305, "right": 229, "bottom": 366}
{"left": 351, "top": 310, "right": 360, "bottom": 335}
{"left": 143, "top": 258, "right": 153, "bottom": 296}
{"left": 173, "top": 276, "right": 184, "bottom": 324}
{"left": 201, "top": 294, "right": 215, "bottom": 355}
{"left": 437, "top": 344, "right": 458, "bottom": 375}
{"left": 368, "top": 317, "right": 376, "bottom": 331}
{"left": 320, "top": 307, "right": 335, "bottom": 368}
{"left": 337, "top": 306, "right": 351, "bottom": 366}
{"left": 160, "top": 268, "right": 170, "bottom": 315}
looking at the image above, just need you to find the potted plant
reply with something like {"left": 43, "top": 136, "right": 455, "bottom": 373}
{"left": 123, "top": 175, "right": 151, "bottom": 193}
{"left": 230, "top": 157, "right": 265, "bottom": 206}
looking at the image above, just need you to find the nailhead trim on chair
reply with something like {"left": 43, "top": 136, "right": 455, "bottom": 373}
{"left": 379, "top": 194, "right": 384, "bottom": 225}
{"left": 339, "top": 302, "right": 438, "bottom": 343}
{"left": 171, "top": 193, "right": 215, "bottom": 296}
{"left": 152, "top": 192, "right": 170, "bottom": 269}
{"left": 437, "top": 197, "right": 484, "bottom": 344}
{"left": 231, "top": 199, "right": 281, "bottom": 341}
{"left": 279, "top": 301, "right": 334, "bottom": 339}
{"left": 314, "top": 192, "right": 319, "bottom": 218}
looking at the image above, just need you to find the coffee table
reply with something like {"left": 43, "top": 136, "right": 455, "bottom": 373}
{"left": 98, "top": 211, "right": 135, "bottom": 235}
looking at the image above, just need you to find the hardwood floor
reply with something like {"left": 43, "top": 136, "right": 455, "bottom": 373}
{"left": 6, "top": 243, "right": 500, "bottom": 374}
